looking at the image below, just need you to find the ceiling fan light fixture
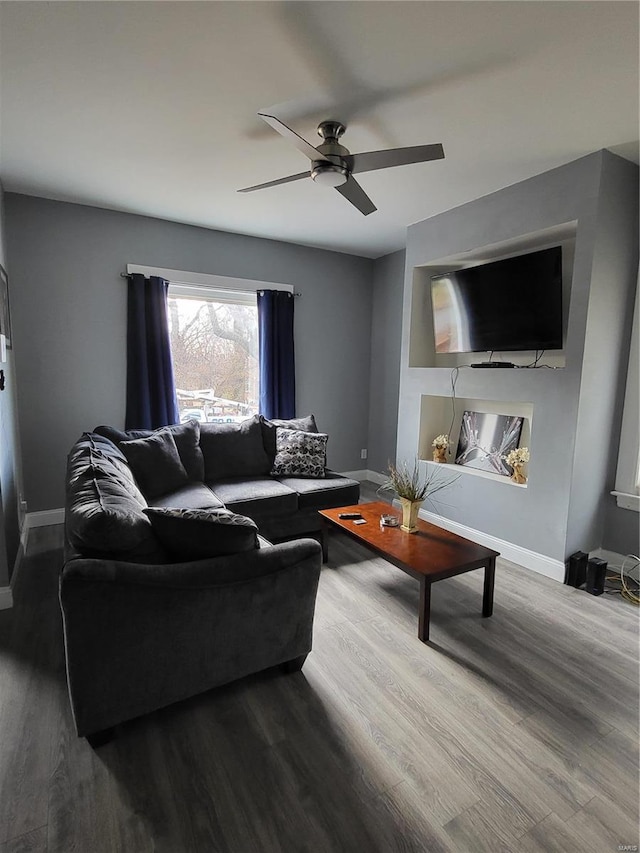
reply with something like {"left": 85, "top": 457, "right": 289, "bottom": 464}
{"left": 311, "top": 161, "right": 349, "bottom": 187}
{"left": 240, "top": 113, "right": 444, "bottom": 215}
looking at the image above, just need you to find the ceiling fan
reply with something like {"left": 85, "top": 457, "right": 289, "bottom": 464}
{"left": 238, "top": 113, "right": 445, "bottom": 215}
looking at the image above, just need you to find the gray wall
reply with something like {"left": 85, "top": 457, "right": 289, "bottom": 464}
{"left": 602, "top": 274, "right": 639, "bottom": 556}
{"left": 603, "top": 499, "right": 639, "bottom": 557}
{"left": 367, "top": 250, "right": 405, "bottom": 475}
{"left": 397, "top": 151, "right": 638, "bottom": 566}
{"left": 5, "top": 194, "right": 374, "bottom": 512}
{"left": 0, "top": 183, "right": 23, "bottom": 584}
{"left": 567, "top": 153, "right": 639, "bottom": 555}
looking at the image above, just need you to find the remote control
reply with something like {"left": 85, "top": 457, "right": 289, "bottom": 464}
{"left": 353, "top": 519, "right": 367, "bottom": 525}
{"left": 338, "top": 512, "right": 362, "bottom": 519}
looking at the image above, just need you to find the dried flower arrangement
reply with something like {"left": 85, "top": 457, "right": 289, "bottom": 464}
{"left": 381, "top": 458, "right": 458, "bottom": 502}
{"left": 432, "top": 434, "right": 449, "bottom": 449}
{"left": 502, "top": 447, "right": 530, "bottom": 466}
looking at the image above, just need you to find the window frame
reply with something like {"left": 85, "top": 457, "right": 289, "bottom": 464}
{"left": 126, "top": 264, "right": 294, "bottom": 420}
{"left": 125, "top": 265, "right": 294, "bottom": 297}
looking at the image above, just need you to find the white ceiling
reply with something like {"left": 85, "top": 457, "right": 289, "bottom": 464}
{"left": 0, "top": 1, "right": 638, "bottom": 259}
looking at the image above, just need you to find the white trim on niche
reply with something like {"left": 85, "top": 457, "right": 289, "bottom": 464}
{"left": 126, "top": 265, "right": 294, "bottom": 295}
{"left": 611, "top": 491, "right": 639, "bottom": 512}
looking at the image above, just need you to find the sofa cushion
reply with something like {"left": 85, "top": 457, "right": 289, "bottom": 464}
{"left": 261, "top": 414, "right": 318, "bottom": 463}
{"left": 120, "top": 430, "right": 190, "bottom": 500}
{"left": 275, "top": 472, "right": 361, "bottom": 510}
{"left": 251, "top": 510, "right": 324, "bottom": 543}
{"left": 67, "top": 434, "right": 140, "bottom": 496}
{"left": 271, "top": 428, "right": 328, "bottom": 479}
{"left": 94, "top": 420, "right": 205, "bottom": 482}
{"left": 82, "top": 432, "right": 130, "bottom": 465}
{"left": 143, "top": 507, "right": 259, "bottom": 560}
{"left": 200, "top": 415, "right": 271, "bottom": 480}
{"left": 151, "top": 483, "right": 225, "bottom": 511}
{"left": 207, "top": 477, "right": 298, "bottom": 517}
{"left": 66, "top": 439, "right": 164, "bottom": 562}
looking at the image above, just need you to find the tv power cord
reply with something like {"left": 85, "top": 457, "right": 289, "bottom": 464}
{"left": 604, "top": 554, "right": 640, "bottom": 605}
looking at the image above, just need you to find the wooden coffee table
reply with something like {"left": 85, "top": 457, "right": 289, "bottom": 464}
{"left": 319, "top": 501, "right": 499, "bottom": 643}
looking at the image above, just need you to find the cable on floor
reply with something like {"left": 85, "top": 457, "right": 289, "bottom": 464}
{"left": 605, "top": 553, "right": 640, "bottom": 605}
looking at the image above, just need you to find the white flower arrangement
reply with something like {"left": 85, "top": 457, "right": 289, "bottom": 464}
{"left": 503, "top": 446, "right": 530, "bottom": 466}
{"left": 432, "top": 434, "right": 449, "bottom": 449}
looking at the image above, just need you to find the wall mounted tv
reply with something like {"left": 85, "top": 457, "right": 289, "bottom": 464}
{"left": 430, "top": 246, "right": 563, "bottom": 354}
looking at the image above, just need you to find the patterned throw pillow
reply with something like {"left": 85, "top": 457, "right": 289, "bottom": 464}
{"left": 271, "top": 428, "right": 328, "bottom": 479}
{"left": 143, "top": 507, "right": 259, "bottom": 560}
{"left": 260, "top": 414, "right": 318, "bottom": 464}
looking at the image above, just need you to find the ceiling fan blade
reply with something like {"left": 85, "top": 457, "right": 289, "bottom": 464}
{"left": 238, "top": 171, "right": 309, "bottom": 193}
{"left": 335, "top": 177, "right": 377, "bottom": 216}
{"left": 346, "top": 143, "right": 445, "bottom": 174}
{"left": 258, "top": 113, "right": 328, "bottom": 162}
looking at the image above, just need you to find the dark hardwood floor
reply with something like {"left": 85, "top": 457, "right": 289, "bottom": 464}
{"left": 0, "top": 488, "right": 638, "bottom": 852}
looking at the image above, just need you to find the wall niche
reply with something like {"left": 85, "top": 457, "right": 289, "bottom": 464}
{"left": 419, "top": 394, "right": 533, "bottom": 487}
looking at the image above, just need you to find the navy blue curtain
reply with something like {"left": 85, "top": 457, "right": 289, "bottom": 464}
{"left": 257, "top": 290, "right": 296, "bottom": 420}
{"left": 125, "top": 274, "right": 179, "bottom": 429}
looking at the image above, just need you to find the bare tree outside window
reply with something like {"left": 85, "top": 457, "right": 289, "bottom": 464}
{"left": 168, "top": 294, "right": 258, "bottom": 423}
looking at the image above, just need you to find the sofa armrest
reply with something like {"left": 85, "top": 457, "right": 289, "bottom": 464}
{"left": 60, "top": 537, "right": 321, "bottom": 589}
{"left": 59, "top": 538, "right": 322, "bottom": 736}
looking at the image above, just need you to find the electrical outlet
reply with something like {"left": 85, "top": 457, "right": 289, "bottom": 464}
{"left": 360, "top": 449, "right": 368, "bottom": 460}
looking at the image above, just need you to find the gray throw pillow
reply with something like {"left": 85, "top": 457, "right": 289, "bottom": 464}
{"left": 94, "top": 420, "right": 205, "bottom": 482}
{"left": 200, "top": 415, "right": 271, "bottom": 480}
{"left": 66, "top": 440, "right": 165, "bottom": 562}
{"left": 270, "top": 414, "right": 318, "bottom": 432}
{"left": 120, "top": 430, "right": 190, "bottom": 499}
{"left": 143, "top": 507, "right": 259, "bottom": 560}
{"left": 271, "top": 428, "right": 328, "bottom": 478}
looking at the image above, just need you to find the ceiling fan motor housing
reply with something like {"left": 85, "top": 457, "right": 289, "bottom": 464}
{"left": 312, "top": 120, "right": 350, "bottom": 186}
{"left": 317, "top": 120, "right": 346, "bottom": 143}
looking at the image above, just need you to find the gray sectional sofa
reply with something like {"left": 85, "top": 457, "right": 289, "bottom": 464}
{"left": 60, "top": 414, "right": 359, "bottom": 741}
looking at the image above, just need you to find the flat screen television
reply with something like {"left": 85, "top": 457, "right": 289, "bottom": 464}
{"left": 430, "top": 246, "right": 563, "bottom": 353}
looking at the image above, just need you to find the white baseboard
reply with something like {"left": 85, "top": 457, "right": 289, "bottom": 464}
{"left": 4, "top": 516, "right": 30, "bottom": 608}
{"left": 418, "top": 507, "right": 566, "bottom": 582}
{"left": 342, "top": 476, "right": 564, "bottom": 580}
{"left": 340, "top": 469, "right": 387, "bottom": 485}
{"left": 10, "top": 537, "right": 25, "bottom": 589}
{"left": 4, "top": 509, "right": 65, "bottom": 607}
{"left": 0, "top": 585, "right": 13, "bottom": 610}
{"left": 25, "top": 508, "right": 65, "bottom": 529}
{"left": 592, "top": 548, "right": 639, "bottom": 579}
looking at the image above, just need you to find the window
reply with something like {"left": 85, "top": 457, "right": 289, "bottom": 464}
{"left": 124, "top": 264, "right": 294, "bottom": 424}
{"left": 168, "top": 285, "right": 258, "bottom": 424}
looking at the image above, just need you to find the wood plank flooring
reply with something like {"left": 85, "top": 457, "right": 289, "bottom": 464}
{"left": 0, "top": 491, "right": 638, "bottom": 852}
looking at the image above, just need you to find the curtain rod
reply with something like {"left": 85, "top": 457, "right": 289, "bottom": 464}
{"left": 120, "top": 272, "right": 301, "bottom": 296}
